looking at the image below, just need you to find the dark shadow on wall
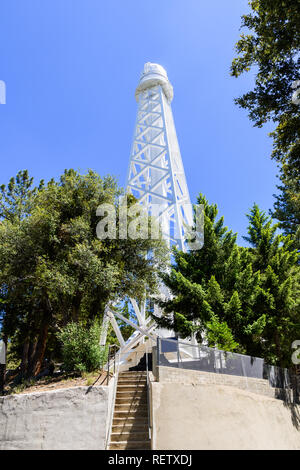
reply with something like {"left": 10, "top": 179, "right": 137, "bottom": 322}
{"left": 276, "top": 384, "right": 300, "bottom": 430}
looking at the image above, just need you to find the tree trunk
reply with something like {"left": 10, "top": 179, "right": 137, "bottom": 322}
{"left": 28, "top": 340, "right": 38, "bottom": 367}
{"left": 27, "top": 294, "right": 53, "bottom": 378}
{"left": 20, "top": 340, "right": 30, "bottom": 377}
{"left": 27, "top": 318, "right": 49, "bottom": 377}
{"left": 72, "top": 293, "right": 82, "bottom": 322}
{"left": 0, "top": 364, "right": 5, "bottom": 395}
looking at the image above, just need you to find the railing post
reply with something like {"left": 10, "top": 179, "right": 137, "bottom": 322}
{"left": 107, "top": 349, "right": 110, "bottom": 386}
{"left": 157, "top": 337, "right": 160, "bottom": 367}
{"left": 113, "top": 345, "right": 116, "bottom": 376}
{"left": 105, "top": 346, "right": 121, "bottom": 450}
{"left": 177, "top": 339, "right": 180, "bottom": 368}
{"left": 146, "top": 342, "right": 152, "bottom": 441}
{"left": 213, "top": 347, "right": 217, "bottom": 374}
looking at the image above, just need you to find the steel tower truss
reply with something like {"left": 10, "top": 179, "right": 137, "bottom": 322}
{"left": 101, "top": 63, "right": 193, "bottom": 352}
{"left": 127, "top": 79, "right": 192, "bottom": 250}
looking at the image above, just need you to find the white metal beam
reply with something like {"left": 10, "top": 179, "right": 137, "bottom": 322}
{"left": 112, "top": 310, "right": 157, "bottom": 341}
{"left": 107, "top": 310, "right": 126, "bottom": 348}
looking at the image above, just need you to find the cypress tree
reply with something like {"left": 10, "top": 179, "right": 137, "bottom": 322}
{"left": 156, "top": 196, "right": 300, "bottom": 366}
{"left": 243, "top": 204, "right": 300, "bottom": 366}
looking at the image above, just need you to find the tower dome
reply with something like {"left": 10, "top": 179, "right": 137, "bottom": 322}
{"left": 135, "top": 62, "right": 174, "bottom": 102}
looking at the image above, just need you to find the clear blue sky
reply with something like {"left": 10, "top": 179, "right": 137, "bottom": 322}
{"left": 0, "top": 1, "right": 278, "bottom": 245}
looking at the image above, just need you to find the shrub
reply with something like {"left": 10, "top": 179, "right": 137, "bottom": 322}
{"left": 57, "top": 322, "right": 108, "bottom": 373}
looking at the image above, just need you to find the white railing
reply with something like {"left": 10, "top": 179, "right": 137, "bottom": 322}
{"left": 145, "top": 342, "right": 152, "bottom": 441}
{"left": 104, "top": 347, "right": 121, "bottom": 449}
{"left": 157, "top": 337, "right": 291, "bottom": 390}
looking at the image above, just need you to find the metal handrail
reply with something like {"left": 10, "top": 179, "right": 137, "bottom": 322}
{"left": 105, "top": 347, "right": 120, "bottom": 450}
{"left": 106, "top": 344, "right": 119, "bottom": 385}
{"left": 157, "top": 337, "right": 291, "bottom": 389}
{"left": 146, "top": 342, "right": 152, "bottom": 441}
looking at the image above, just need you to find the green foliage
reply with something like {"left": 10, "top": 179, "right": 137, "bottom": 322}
{"left": 0, "top": 169, "right": 43, "bottom": 223}
{"left": 206, "top": 314, "right": 240, "bottom": 352}
{"left": 0, "top": 169, "right": 168, "bottom": 378}
{"left": 243, "top": 204, "right": 300, "bottom": 365}
{"left": 272, "top": 165, "right": 300, "bottom": 249}
{"left": 157, "top": 195, "right": 300, "bottom": 366}
{"left": 155, "top": 194, "right": 245, "bottom": 348}
{"left": 231, "top": 0, "right": 300, "bottom": 241}
{"left": 5, "top": 342, "right": 21, "bottom": 370}
{"left": 56, "top": 321, "right": 107, "bottom": 373}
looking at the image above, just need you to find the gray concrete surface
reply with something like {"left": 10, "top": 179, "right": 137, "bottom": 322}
{"left": 156, "top": 365, "right": 288, "bottom": 398}
{"left": 0, "top": 382, "right": 114, "bottom": 450}
{"left": 151, "top": 382, "right": 300, "bottom": 449}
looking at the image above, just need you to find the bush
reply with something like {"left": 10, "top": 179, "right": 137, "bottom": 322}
{"left": 57, "top": 322, "right": 108, "bottom": 373}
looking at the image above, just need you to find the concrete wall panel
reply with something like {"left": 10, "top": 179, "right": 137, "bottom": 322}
{"left": 0, "top": 383, "right": 114, "bottom": 450}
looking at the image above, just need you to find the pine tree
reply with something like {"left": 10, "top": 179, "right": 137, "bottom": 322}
{"left": 156, "top": 196, "right": 300, "bottom": 365}
{"left": 271, "top": 165, "right": 300, "bottom": 252}
{"left": 155, "top": 194, "right": 247, "bottom": 351}
{"left": 0, "top": 169, "right": 43, "bottom": 223}
{"left": 243, "top": 204, "right": 300, "bottom": 366}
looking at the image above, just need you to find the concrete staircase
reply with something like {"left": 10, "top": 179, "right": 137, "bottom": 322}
{"left": 108, "top": 371, "right": 151, "bottom": 450}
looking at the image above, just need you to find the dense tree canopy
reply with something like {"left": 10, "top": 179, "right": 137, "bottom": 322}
{"left": 0, "top": 169, "right": 168, "bottom": 378}
{"left": 243, "top": 204, "right": 300, "bottom": 365}
{"left": 231, "top": 0, "right": 300, "bottom": 242}
{"left": 155, "top": 195, "right": 300, "bottom": 366}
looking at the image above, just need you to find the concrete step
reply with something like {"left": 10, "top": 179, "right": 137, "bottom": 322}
{"left": 110, "top": 431, "right": 149, "bottom": 442}
{"left": 117, "top": 377, "right": 147, "bottom": 382}
{"left": 118, "top": 373, "right": 147, "bottom": 378}
{"left": 119, "top": 372, "right": 147, "bottom": 376}
{"left": 116, "top": 389, "right": 146, "bottom": 397}
{"left": 115, "top": 396, "right": 147, "bottom": 405}
{"left": 117, "top": 384, "right": 147, "bottom": 392}
{"left": 118, "top": 377, "right": 147, "bottom": 384}
{"left": 112, "top": 423, "right": 148, "bottom": 433}
{"left": 117, "top": 382, "right": 147, "bottom": 388}
{"left": 114, "top": 410, "right": 148, "bottom": 418}
{"left": 109, "top": 441, "right": 151, "bottom": 450}
{"left": 114, "top": 403, "right": 148, "bottom": 412}
{"left": 115, "top": 396, "right": 147, "bottom": 403}
{"left": 112, "top": 416, "right": 148, "bottom": 425}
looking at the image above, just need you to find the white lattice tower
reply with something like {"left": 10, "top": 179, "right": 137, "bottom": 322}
{"left": 101, "top": 63, "right": 193, "bottom": 355}
{"left": 127, "top": 62, "right": 192, "bottom": 250}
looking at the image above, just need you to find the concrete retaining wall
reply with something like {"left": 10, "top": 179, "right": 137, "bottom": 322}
{"left": 0, "top": 381, "right": 114, "bottom": 450}
{"left": 151, "top": 381, "right": 300, "bottom": 450}
{"left": 156, "top": 366, "right": 289, "bottom": 398}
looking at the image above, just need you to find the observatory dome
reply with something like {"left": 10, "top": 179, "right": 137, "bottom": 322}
{"left": 135, "top": 62, "right": 174, "bottom": 102}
